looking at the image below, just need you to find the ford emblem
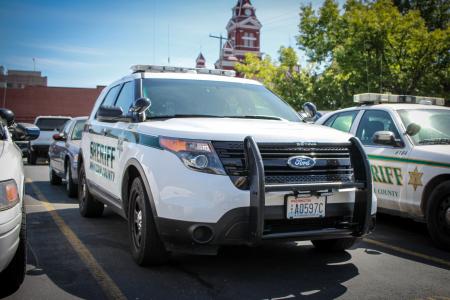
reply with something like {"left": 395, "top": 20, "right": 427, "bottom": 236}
{"left": 287, "top": 156, "right": 316, "bottom": 169}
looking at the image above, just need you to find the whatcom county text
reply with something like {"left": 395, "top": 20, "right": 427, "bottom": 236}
{"left": 89, "top": 142, "right": 116, "bottom": 181}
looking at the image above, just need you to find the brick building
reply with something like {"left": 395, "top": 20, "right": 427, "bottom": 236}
{"left": 0, "top": 67, "right": 47, "bottom": 88}
{"left": 2, "top": 85, "right": 104, "bottom": 123}
{"left": 214, "top": 0, "right": 262, "bottom": 71}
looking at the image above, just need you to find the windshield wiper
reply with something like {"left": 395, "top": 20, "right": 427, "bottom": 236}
{"left": 418, "top": 138, "right": 450, "bottom": 145}
{"left": 147, "top": 114, "right": 224, "bottom": 120}
{"left": 224, "top": 115, "right": 284, "bottom": 121}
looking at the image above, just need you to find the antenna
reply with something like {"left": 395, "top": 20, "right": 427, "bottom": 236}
{"left": 32, "top": 58, "right": 36, "bottom": 71}
{"left": 167, "top": 24, "right": 170, "bottom": 65}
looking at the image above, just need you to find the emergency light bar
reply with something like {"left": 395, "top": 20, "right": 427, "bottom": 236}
{"left": 354, "top": 93, "right": 445, "bottom": 106}
{"left": 131, "top": 65, "right": 236, "bottom": 77}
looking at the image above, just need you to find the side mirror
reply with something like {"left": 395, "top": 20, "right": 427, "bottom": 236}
{"left": 0, "top": 108, "right": 15, "bottom": 127}
{"left": 12, "top": 123, "right": 40, "bottom": 141}
{"left": 52, "top": 133, "right": 66, "bottom": 141}
{"left": 406, "top": 123, "right": 421, "bottom": 136}
{"left": 97, "top": 106, "right": 125, "bottom": 123}
{"left": 373, "top": 131, "right": 404, "bottom": 147}
{"left": 303, "top": 102, "right": 318, "bottom": 119}
{"left": 130, "top": 98, "right": 151, "bottom": 122}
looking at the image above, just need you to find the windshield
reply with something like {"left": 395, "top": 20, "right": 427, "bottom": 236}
{"left": 142, "top": 79, "right": 301, "bottom": 122}
{"left": 398, "top": 109, "right": 450, "bottom": 145}
{"left": 36, "top": 118, "right": 71, "bottom": 131}
{"left": 71, "top": 120, "right": 86, "bottom": 140}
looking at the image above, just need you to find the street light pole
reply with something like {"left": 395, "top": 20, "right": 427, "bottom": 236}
{"left": 209, "top": 34, "right": 228, "bottom": 59}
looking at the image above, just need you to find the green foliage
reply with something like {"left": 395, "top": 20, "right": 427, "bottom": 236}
{"left": 237, "top": 0, "right": 450, "bottom": 110}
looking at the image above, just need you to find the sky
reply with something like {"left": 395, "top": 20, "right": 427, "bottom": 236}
{"left": 0, "top": 0, "right": 329, "bottom": 88}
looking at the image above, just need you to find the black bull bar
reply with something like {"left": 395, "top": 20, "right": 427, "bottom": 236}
{"left": 243, "top": 136, "right": 373, "bottom": 243}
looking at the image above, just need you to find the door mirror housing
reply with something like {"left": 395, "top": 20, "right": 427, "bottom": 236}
{"left": 52, "top": 132, "right": 66, "bottom": 141}
{"left": 373, "top": 131, "right": 404, "bottom": 147}
{"left": 303, "top": 102, "right": 318, "bottom": 119}
{"left": 406, "top": 123, "right": 421, "bottom": 136}
{"left": 12, "top": 123, "right": 40, "bottom": 141}
{"left": 0, "top": 108, "right": 15, "bottom": 127}
{"left": 130, "top": 98, "right": 151, "bottom": 122}
{"left": 97, "top": 106, "right": 131, "bottom": 123}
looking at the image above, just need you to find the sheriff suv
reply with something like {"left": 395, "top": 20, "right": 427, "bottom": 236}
{"left": 316, "top": 93, "right": 450, "bottom": 250}
{"left": 77, "top": 65, "right": 376, "bottom": 266}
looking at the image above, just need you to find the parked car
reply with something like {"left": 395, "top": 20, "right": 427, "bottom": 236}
{"left": 49, "top": 117, "right": 88, "bottom": 197}
{"left": 28, "top": 116, "right": 71, "bottom": 165}
{"left": 316, "top": 93, "right": 450, "bottom": 250}
{"left": 0, "top": 108, "right": 39, "bottom": 293}
{"left": 77, "top": 65, "right": 376, "bottom": 266}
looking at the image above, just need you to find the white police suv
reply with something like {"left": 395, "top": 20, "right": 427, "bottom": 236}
{"left": 78, "top": 65, "right": 376, "bottom": 265}
{"left": 316, "top": 93, "right": 450, "bottom": 250}
{"left": 0, "top": 108, "right": 39, "bottom": 293}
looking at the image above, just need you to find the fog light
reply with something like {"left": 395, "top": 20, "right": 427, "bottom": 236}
{"left": 191, "top": 225, "right": 214, "bottom": 244}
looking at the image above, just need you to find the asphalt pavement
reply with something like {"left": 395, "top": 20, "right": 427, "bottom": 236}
{"left": 2, "top": 163, "right": 450, "bottom": 300}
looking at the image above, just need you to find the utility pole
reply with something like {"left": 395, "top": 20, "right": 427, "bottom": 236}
{"left": 209, "top": 34, "right": 227, "bottom": 59}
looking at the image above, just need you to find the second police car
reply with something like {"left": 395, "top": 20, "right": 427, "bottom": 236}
{"left": 317, "top": 93, "right": 450, "bottom": 250}
{"left": 77, "top": 65, "right": 376, "bottom": 266}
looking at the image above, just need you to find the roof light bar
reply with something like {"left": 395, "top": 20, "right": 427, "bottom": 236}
{"left": 130, "top": 65, "right": 236, "bottom": 77}
{"left": 354, "top": 93, "right": 445, "bottom": 106}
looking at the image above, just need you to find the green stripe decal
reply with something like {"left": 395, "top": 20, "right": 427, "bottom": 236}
{"left": 367, "top": 154, "right": 450, "bottom": 169}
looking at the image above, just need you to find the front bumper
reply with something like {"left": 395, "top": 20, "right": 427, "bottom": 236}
{"left": 0, "top": 206, "right": 22, "bottom": 272}
{"left": 155, "top": 136, "right": 374, "bottom": 254}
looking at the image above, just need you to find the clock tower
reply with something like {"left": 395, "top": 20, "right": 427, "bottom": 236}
{"left": 215, "top": 0, "right": 262, "bottom": 71}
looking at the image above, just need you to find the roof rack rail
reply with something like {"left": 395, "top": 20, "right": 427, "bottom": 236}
{"left": 354, "top": 93, "right": 445, "bottom": 106}
{"left": 130, "top": 65, "right": 236, "bottom": 77}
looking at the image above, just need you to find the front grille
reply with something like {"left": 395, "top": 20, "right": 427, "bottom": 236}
{"left": 212, "top": 141, "right": 354, "bottom": 189}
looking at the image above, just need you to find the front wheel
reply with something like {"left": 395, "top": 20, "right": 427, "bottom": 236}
{"left": 65, "top": 166, "right": 77, "bottom": 198}
{"left": 128, "top": 177, "right": 168, "bottom": 266}
{"left": 426, "top": 180, "right": 450, "bottom": 250}
{"left": 49, "top": 167, "right": 62, "bottom": 185}
{"left": 78, "top": 163, "right": 104, "bottom": 218}
{"left": 312, "top": 237, "right": 358, "bottom": 252}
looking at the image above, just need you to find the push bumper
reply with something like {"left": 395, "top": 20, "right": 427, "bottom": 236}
{"left": 156, "top": 136, "right": 375, "bottom": 254}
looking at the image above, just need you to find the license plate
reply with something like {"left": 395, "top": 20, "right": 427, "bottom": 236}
{"left": 286, "top": 196, "right": 326, "bottom": 219}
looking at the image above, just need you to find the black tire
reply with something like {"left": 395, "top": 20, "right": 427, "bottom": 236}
{"left": 28, "top": 150, "right": 37, "bottom": 165}
{"left": 312, "top": 237, "right": 358, "bottom": 252}
{"left": 0, "top": 206, "right": 27, "bottom": 294}
{"left": 128, "top": 177, "right": 168, "bottom": 266}
{"left": 426, "top": 180, "right": 450, "bottom": 251}
{"left": 78, "top": 163, "right": 104, "bottom": 218}
{"left": 65, "top": 165, "right": 77, "bottom": 198}
{"left": 49, "top": 167, "right": 62, "bottom": 185}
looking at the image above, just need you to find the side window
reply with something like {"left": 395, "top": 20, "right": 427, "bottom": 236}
{"left": 323, "top": 111, "right": 358, "bottom": 133}
{"left": 114, "top": 81, "right": 135, "bottom": 114}
{"left": 62, "top": 120, "right": 73, "bottom": 136}
{"left": 101, "top": 85, "right": 121, "bottom": 107}
{"left": 356, "top": 110, "right": 401, "bottom": 146}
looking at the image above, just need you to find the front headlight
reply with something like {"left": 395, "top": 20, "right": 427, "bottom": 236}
{"left": 159, "top": 137, "right": 226, "bottom": 175}
{"left": 0, "top": 180, "right": 20, "bottom": 210}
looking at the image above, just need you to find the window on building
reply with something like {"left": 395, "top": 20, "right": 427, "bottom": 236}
{"left": 243, "top": 32, "right": 255, "bottom": 48}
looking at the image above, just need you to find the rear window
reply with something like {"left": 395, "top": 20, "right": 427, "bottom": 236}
{"left": 35, "top": 118, "right": 71, "bottom": 131}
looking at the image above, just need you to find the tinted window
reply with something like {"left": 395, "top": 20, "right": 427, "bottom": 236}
{"left": 101, "top": 85, "right": 121, "bottom": 107}
{"left": 71, "top": 120, "right": 86, "bottom": 140}
{"left": 323, "top": 114, "right": 338, "bottom": 127}
{"left": 114, "top": 81, "right": 135, "bottom": 114}
{"left": 62, "top": 120, "right": 74, "bottom": 136}
{"left": 356, "top": 110, "right": 400, "bottom": 145}
{"left": 142, "top": 79, "right": 300, "bottom": 122}
{"left": 329, "top": 111, "right": 358, "bottom": 133}
{"left": 36, "top": 118, "right": 71, "bottom": 131}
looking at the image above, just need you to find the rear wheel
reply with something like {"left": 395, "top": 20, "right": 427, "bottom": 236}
{"left": 426, "top": 180, "right": 450, "bottom": 250}
{"left": 128, "top": 177, "right": 168, "bottom": 266}
{"left": 78, "top": 163, "right": 104, "bottom": 218}
{"left": 312, "top": 237, "right": 358, "bottom": 252}
{"left": 49, "top": 167, "right": 62, "bottom": 185}
{"left": 28, "top": 150, "right": 36, "bottom": 165}
{"left": 0, "top": 206, "right": 27, "bottom": 294}
{"left": 65, "top": 165, "right": 77, "bottom": 198}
